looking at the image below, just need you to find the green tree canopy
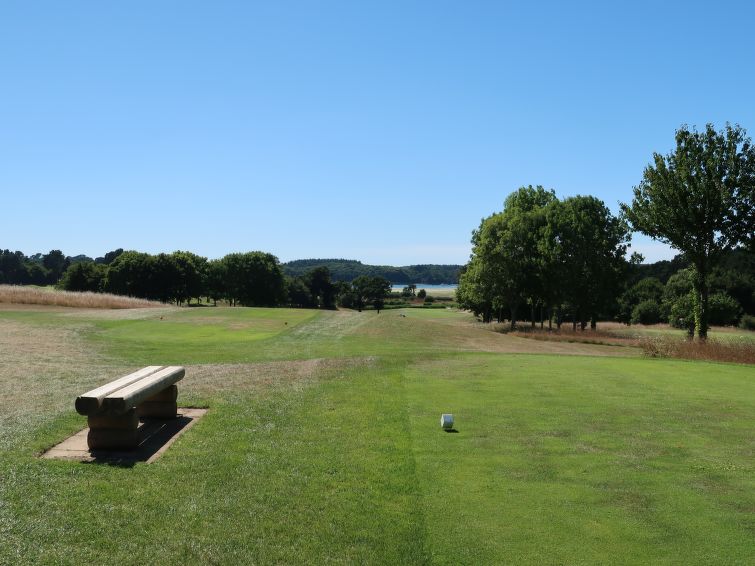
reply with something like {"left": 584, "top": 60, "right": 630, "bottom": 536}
{"left": 622, "top": 123, "right": 755, "bottom": 338}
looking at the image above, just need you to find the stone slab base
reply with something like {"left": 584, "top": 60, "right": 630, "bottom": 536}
{"left": 41, "top": 408, "right": 208, "bottom": 464}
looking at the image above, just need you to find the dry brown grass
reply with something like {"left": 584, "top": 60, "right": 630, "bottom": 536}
{"left": 640, "top": 336, "right": 755, "bottom": 365}
{"left": 0, "top": 317, "right": 129, "bottom": 451}
{"left": 0, "top": 285, "right": 162, "bottom": 309}
{"left": 497, "top": 324, "right": 641, "bottom": 348}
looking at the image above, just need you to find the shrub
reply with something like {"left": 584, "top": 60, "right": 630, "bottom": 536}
{"left": 631, "top": 300, "right": 661, "bottom": 325}
{"left": 417, "top": 289, "right": 427, "bottom": 299}
{"left": 707, "top": 292, "right": 742, "bottom": 326}
{"left": 739, "top": 314, "right": 755, "bottom": 331}
{"left": 668, "top": 293, "right": 695, "bottom": 335}
{"left": 58, "top": 262, "right": 106, "bottom": 293}
{"left": 424, "top": 295, "right": 435, "bottom": 304}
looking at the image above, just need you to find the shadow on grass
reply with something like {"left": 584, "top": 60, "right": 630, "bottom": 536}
{"left": 44, "top": 409, "right": 208, "bottom": 468}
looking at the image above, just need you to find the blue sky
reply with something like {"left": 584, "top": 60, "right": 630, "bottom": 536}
{"left": 2, "top": 1, "right": 754, "bottom": 265}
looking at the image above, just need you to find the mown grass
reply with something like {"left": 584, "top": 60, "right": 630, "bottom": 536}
{"left": 0, "top": 305, "right": 753, "bottom": 564}
{"left": 405, "top": 354, "right": 754, "bottom": 564}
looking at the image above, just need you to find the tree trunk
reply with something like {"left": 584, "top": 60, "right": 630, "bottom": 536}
{"left": 510, "top": 304, "right": 518, "bottom": 330}
{"left": 548, "top": 306, "right": 553, "bottom": 331}
{"left": 530, "top": 303, "right": 536, "bottom": 328}
{"left": 590, "top": 316, "right": 596, "bottom": 330}
{"left": 692, "top": 262, "right": 709, "bottom": 340}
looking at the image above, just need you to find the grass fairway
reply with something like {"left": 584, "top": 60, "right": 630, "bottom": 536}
{"left": 1, "top": 306, "right": 753, "bottom": 564}
{"left": 405, "top": 355, "right": 754, "bottom": 564}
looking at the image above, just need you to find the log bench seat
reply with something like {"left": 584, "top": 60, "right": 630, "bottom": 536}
{"left": 75, "top": 366, "right": 185, "bottom": 450}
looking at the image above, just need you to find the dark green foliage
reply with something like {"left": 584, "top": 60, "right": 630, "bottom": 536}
{"left": 95, "top": 248, "right": 124, "bottom": 265}
{"left": 170, "top": 251, "right": 206, "bottom": 304}
{"left": 0, "top": 250, "right": 34, "bottom": 284}
{"left": 459, "top": 186, "right": 630, "bottom": 329}
{"left": 401, "top": 284, "right": 416, "bottom": 297}
{"left": 345, "top": 275, "right": 391, "bottom": 312}
{"left": 622, "top": 123, "right": 755, "bottom": 338}
{"left": 286, "top": 276, "right": 315, "bottom": 308}
{"left": 42, "top": 250, "right": 69, "bottom": 284}
{"left": 618, "top": 277, "right": 665, "bottom": 323}
{"left": 627, "top": 255, "right": 689, "bottom": 285}
{"left": 546, "top": 196, "right": 630, "bottom": 329}
{"left": 306, "top": 266, "right": 337, "bottom": 308}
{"left": 282, "top": 259, "right": 460, "bottom": 284}
{"left": 417, "top": 288, "right": 427, "bottom": 299}
{"left": 739, "top": 314, "right": 755, "bottom": 330}
{"left": 58, "top": 262, "right": 106, "bottom": 292}
{"left": 104, "top": 251, "right": 156, "bottom": 298}
{"left": 204, "top": 259, "right": 226, "bottom": 305}
{"left": 707, "top": 292, "right": 742, "bottom": 326}
{"left": 222, "top": 252, "right": 286, "bottom": 307}
{"left": 67, "top": 254, "right": 94, "bottom": 264}
{"left": 631, "top": 300, "right": 661, "bottom": 325}
{"left": 668, "top": 293, "right": 696, "bottom": 336}
{"left": 667, "top": 291, "right": 742, "bottom": 329}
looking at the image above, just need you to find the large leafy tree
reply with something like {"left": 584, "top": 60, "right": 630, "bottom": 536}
{"left": 42, "top": 249, "right": 69, "bottom": 284}
{"left": 222, "top": 251, "right": 286, "bottom": 307}
{"left": 463, "top": 186, "right": 556, "bottom": 328}
{"left": 547, "top": 196, "right": 631, "bottom": 330}
{"left": 104, "top": 251, "right": 156, "bottom": 298}
{"left": 306, "top": 266, "right": 337, "bottom": 308}
{"left": 350, "top": 275, "right": 391, "bottom": 312}
{"left": 622, "top": 124, "right": 755, "bottom": 338}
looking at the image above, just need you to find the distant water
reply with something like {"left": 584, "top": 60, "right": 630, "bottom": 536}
{"left": 391, "top": 283, "right": 458, "bottom": 292}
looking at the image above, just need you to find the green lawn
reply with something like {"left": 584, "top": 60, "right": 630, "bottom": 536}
{"left": 0, "top": 306, "right": 753, "bottom": 564}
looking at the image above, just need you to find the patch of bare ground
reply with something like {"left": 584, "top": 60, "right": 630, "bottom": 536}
{"left": 401, "top": 314, "right": 638, "bottom": 357}
{"left": 0, "top": 285, "right": 164, "bottom": 309}
{"left": 0, "top": 303, "right": 176, "bottom": 320}
{"left": 289, "top": 309, "right": 373, "bottom": 338}
{"left": 466, "top": 328, "right": 637, "bottom": 357}
{"left": 183, "top": 357, "right": 376, "bottom": 397}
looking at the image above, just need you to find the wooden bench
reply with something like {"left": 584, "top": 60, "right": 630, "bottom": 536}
{"left": 75, "top": 366, "right": 185, "bottom": 450}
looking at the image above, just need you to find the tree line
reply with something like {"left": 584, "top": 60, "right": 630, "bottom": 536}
{"left": 0, "top": 248, "right": 393, "bottom": 311}
{"left": 458, "top": 124, "right": 755, "bottom": 339}
{"left": 282, "top": 259, "right": 460, "bottom": 284}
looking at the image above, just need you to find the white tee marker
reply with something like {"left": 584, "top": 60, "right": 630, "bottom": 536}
{"left": 440, "top": 414, "right": 454, "bottom": 430}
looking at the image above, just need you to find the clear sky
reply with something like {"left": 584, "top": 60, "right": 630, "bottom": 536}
{"left": 2, "top": 1, "right": 754, "bottom": 265}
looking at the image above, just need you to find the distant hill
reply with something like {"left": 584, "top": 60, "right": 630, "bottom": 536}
{"left": 282, "top": 259, "right": 461, "bottom": 284}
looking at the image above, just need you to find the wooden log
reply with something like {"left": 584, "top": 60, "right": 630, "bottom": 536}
{"left": 75, "top": 366, "right": 164, "bottom": 415}
{"left": 137, "top": 401, "right": 178, "bottom": 419}
{"left": 103, "top": 366, "right": 185, "bottom": 415}
{"left": 145, "top": 384, "right": 178, "bottom": 403}
{"left": 88, "top": 409, "right": 138, "bottom": 430}
{"left": 87, "top": 428, "right": 140, "bottom": 450}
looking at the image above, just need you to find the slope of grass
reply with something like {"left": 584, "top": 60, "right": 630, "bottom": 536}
{"left": 0, "top": 305, "right": 753, "bottom": 564}
{"left": 404, "top": 354, "right": 755, "bottom": 564}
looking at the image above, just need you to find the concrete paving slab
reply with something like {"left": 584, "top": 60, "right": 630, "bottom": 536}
{"left": 41, "top": 408, "right": 207, "bottom": 465}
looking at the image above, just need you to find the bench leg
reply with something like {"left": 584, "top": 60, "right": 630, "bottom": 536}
{"left": 87, "top": 409, "right": 140, "bottom": 450}
{"left": 137, "top": 385, "right": 179, "bottom": 418}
